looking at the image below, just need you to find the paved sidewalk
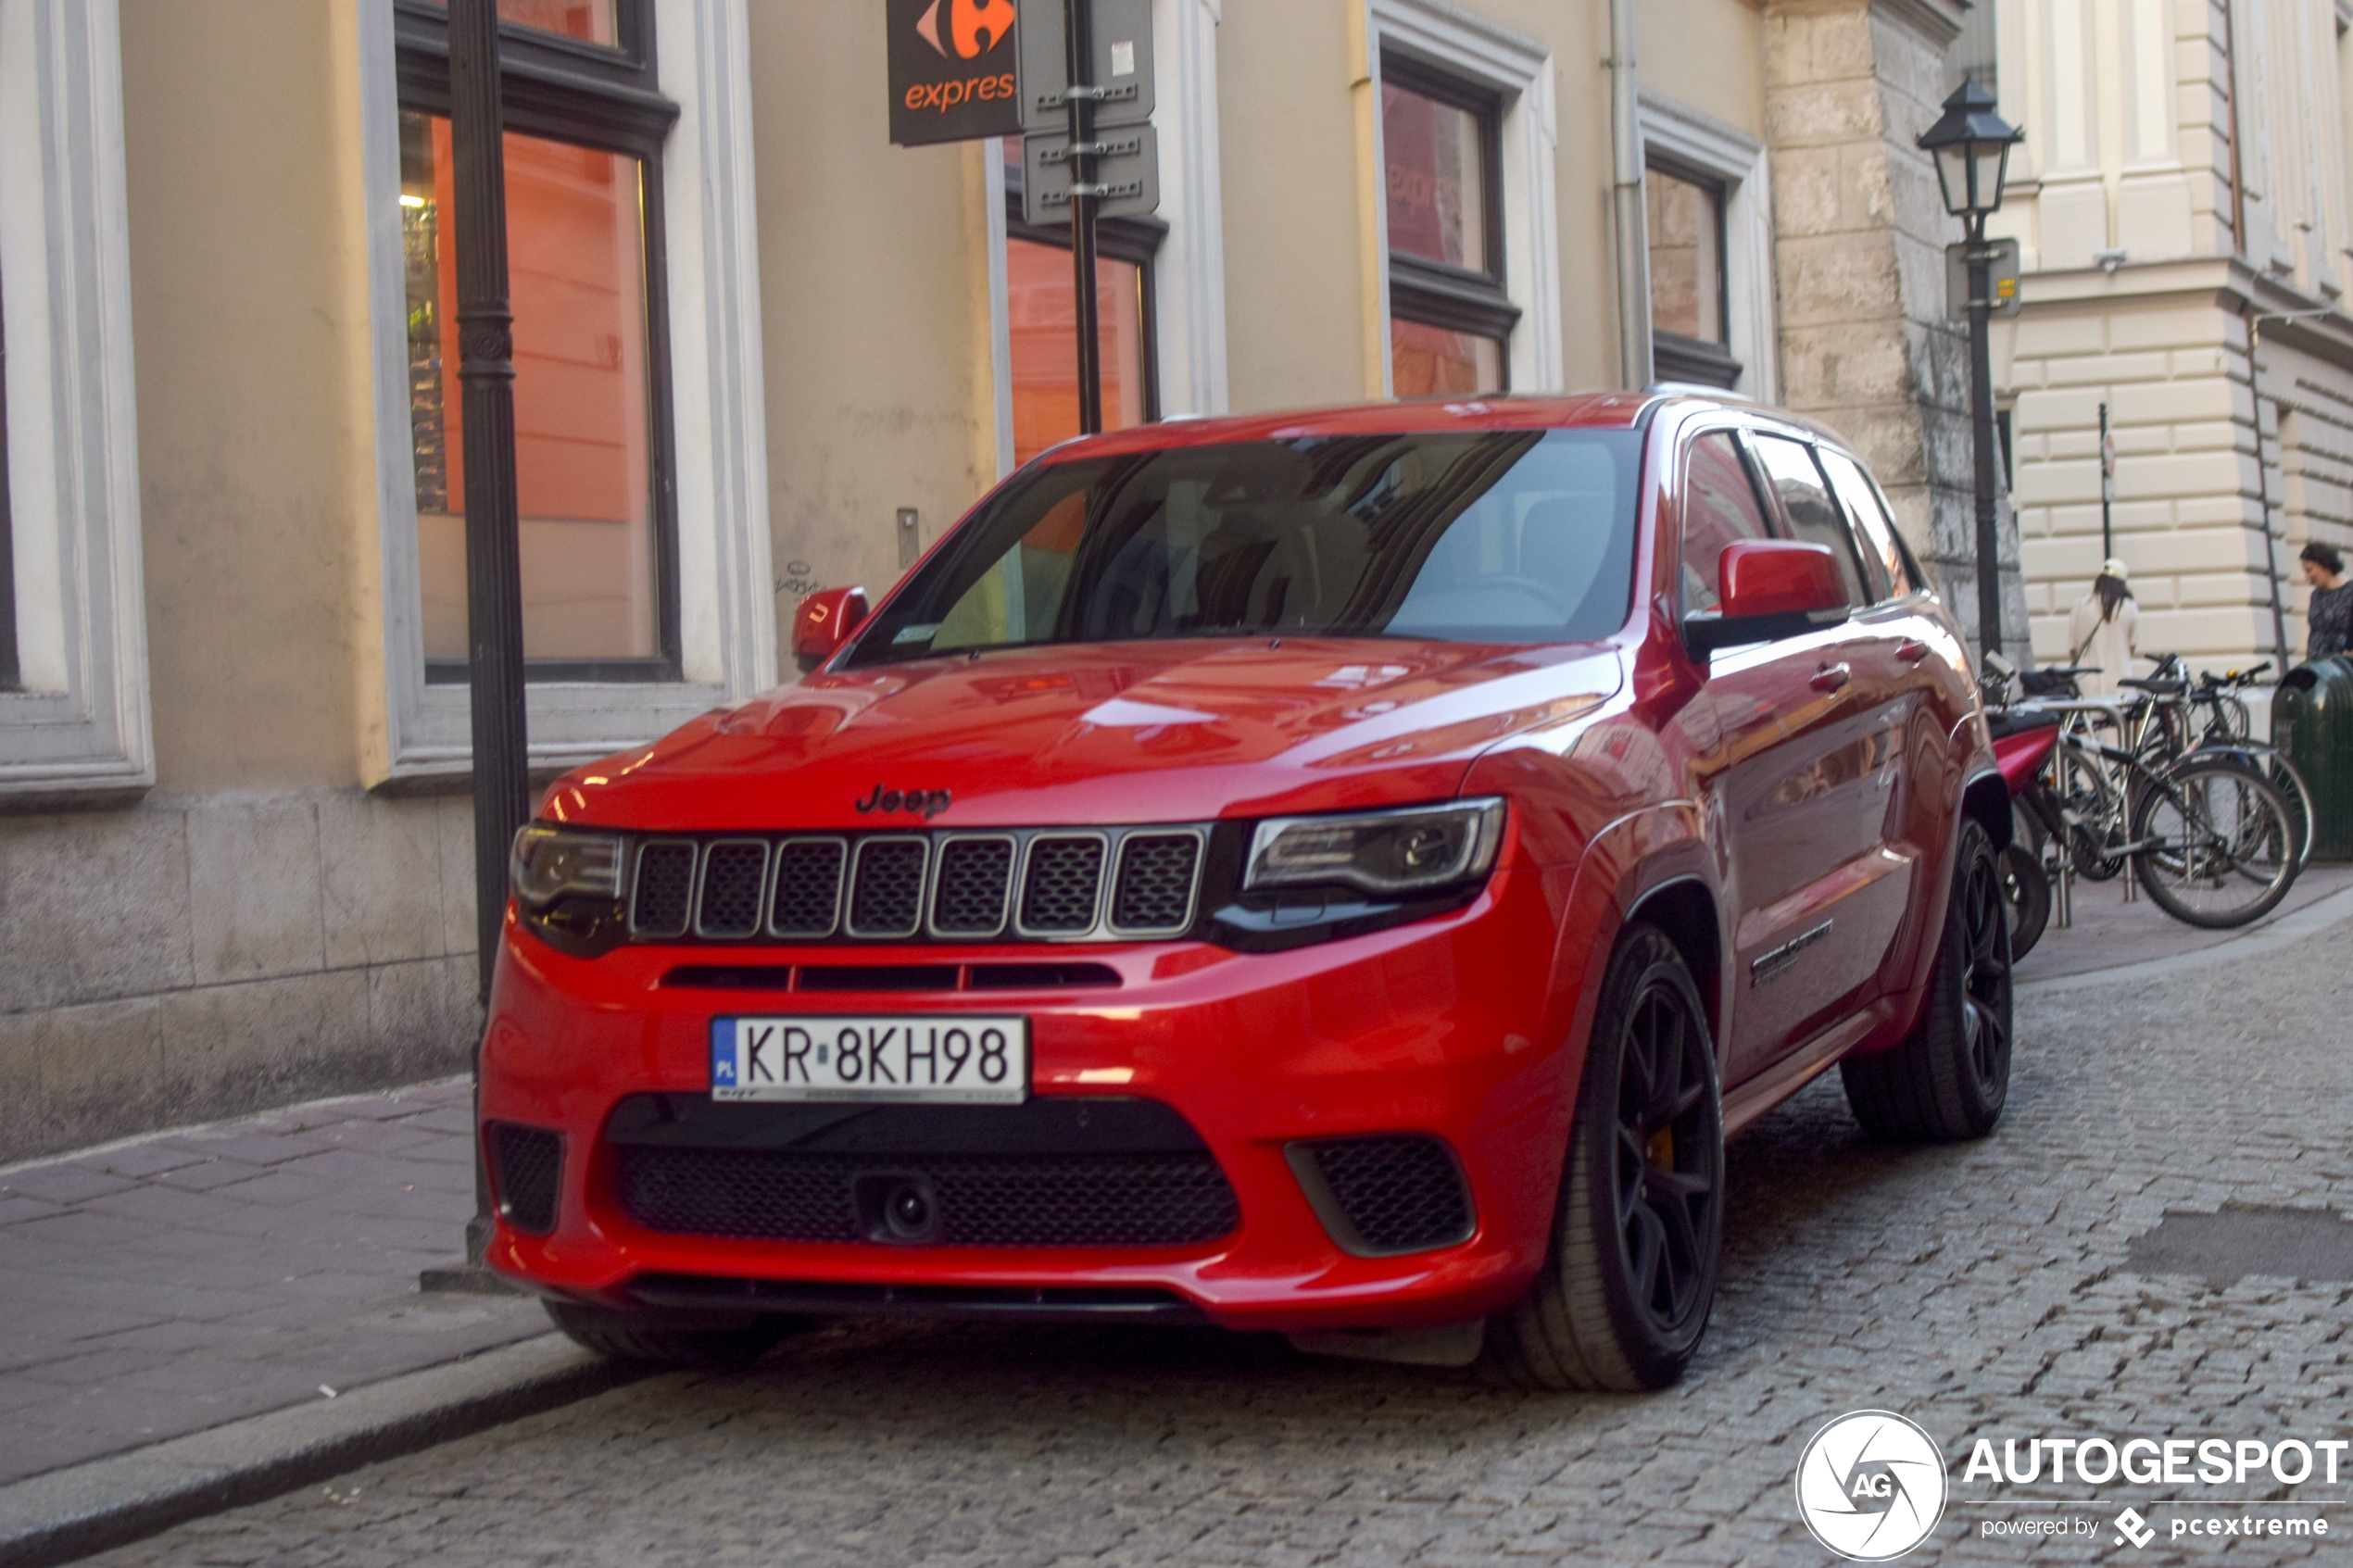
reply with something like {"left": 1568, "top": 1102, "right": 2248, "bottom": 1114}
{"left": 2013, "top": 859, "right": 2353, "bottom": 982}
{"left": 0, "top": 1081, "right": 544, "bottom": 1487}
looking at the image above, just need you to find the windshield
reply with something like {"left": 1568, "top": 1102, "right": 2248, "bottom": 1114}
{"left": 844, "top": 428, "right": 1644, "bottom": 667}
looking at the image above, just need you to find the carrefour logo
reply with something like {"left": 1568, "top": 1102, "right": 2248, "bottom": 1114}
{"left": 913, "top": 0, "right": 1014, "bottom": 59}
{"left": 1795, "top": 1411, "right": 1949, "bottom": 1561}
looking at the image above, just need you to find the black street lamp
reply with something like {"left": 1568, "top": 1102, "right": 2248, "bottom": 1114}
{"left": 1919, "top": 79, "right": 2024, "bottom": 661}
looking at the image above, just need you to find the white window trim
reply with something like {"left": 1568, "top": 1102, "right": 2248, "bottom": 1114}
{"left": 0, "top": 0, "right": 153, "bottom": 803}
{"left": 355, "top": 0, "right": 777, "bottom": 786}
{"left": 1366, "top": 0, "right": 1562, "bottom": 396}
{"left": 986, "top": 0, "right": 1228, "bottom": 477}
{"left": 1638, "top": 88, "right": 1779, "bottom": 404}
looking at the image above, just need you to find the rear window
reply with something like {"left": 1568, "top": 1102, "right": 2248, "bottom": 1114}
{"left": 846, "top": 429, "right": 1644, "bottom": 666}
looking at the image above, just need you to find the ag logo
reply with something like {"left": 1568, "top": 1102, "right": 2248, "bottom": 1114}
{"left": 1794, "top": 1411, "right": 1948, "bottom": 1561}
{"left": 912, "top": 0, "right": 1014, "bottom": 59}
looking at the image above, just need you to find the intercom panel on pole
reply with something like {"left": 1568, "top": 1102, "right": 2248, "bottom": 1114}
{"left": 1945, "top": 237, "right": 2022, "bottom": 320}
{"left": 1018, "top": 0, "right": 1154, "bottom": 130}
{"left": 1023, "top": 125, "right": 1160, "bottom": 225}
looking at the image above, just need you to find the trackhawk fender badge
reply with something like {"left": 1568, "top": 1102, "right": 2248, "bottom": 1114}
{"left": 1751, "top": 921, "right": 1832, "bottom": 987}
{"left": 855, "top": 784, "right": 953, "bottom": 819}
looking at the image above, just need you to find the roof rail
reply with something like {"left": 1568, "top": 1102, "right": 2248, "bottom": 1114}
{"left": 1644, "top": 381, "right": 1757, "bottom": 403}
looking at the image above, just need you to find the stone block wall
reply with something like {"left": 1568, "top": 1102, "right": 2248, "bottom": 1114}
{"left": 1764, "top": 0, "right": 2031, "bottom": 656}
{"left": 0, "top": 790, "right": 484, "bottom": 1161}
{"left": 2000, "top": 280, "right": 2352, "bottom": 671}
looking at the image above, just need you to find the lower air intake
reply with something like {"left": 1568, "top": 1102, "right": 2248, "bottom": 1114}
{"left": 616, "top": 1147, "right": 1240, "bottom": 1248}
{"left": 488, "top": 1123, "right": 563, "bottom": 1236}
{"left": 1290, "top": 1135, "right": 1474, "bottom": 1256}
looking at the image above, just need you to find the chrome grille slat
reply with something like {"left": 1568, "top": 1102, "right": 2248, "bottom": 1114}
{"left": 768, "top": 837, "right": 847, "bottom": 939}
{"left": 930, "top": 834, "right": 1016, "bottom": 937}
{"left": 1110, "top": 831, "right": 1204, "bottom": 935}
{"left": 847, "top": 836, "right": 929, "bottom": 939}
{"left": 694, "top": 840, "right": 770, "bottom": 938}
{"left": 630, "top": 841, "right": 698, "bottom": 938}
{"left": 1018, "top": 834, "right": 1108, "bottom": 936}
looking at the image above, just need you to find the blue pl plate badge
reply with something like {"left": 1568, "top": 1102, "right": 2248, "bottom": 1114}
{"left": 711, "top": 1019, "right": 737, "bottom": 1088}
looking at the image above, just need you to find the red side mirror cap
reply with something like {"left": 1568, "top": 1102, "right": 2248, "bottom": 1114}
{"left": 793, "top": 586, "right": 869, "bottom": 666}
{"left": 1719, "top": 540, "right": 1844, "bottom": 620}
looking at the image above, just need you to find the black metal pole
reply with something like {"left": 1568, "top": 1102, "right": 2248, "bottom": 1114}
{"left": 1065, "top": 0, "right": 1101, "bottom": 434}
{"left": 450, "top": 0, "right": 529, "bottom": 1265}
{"left": 2098, "top": 400, "right": 2114, "bottom": 562}
{"left": 1967, "top": 215, "right": 2003, "bottom": 661}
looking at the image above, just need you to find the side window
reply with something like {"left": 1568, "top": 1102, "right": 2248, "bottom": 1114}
{"left": 1749, "top": 435, "right": 1869, "bottom": 608}
{"left": 1680, "top": 432, "right": 1772, "bottom": 615}
{"left": 1817, "top": 447, "right": 1915, "bottom": 601}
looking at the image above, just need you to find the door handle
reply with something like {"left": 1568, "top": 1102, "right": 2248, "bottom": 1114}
{"left": 1810, "top": 663, "right": 1852, "bottom": 693}
{"left": 1896, "top": 640, "right": 1931, "bottom": 663}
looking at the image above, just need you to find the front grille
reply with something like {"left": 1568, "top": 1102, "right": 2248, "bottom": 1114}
{"left": 1292, "top": 1135, "right": 1474, "bottom": 1256}
{"left": 696, "top": 841, "right": 768, "bottom": 938}
{"left": 848, "top": 837, "right": 927, "bottom": 938}
{"left": 488, "top": 1123, "right": 562, "bottom": 1235}
{"left": 619, "top": 824, "right": 1209, "bottom": 946}
{"left": 1021, "top": 835, "right": 1106, "bottom": 933}
{"left": 1112, "top": 833, "right": 1202, "bottom": 933}
{"left": 616, "top": 1147, "right": 1240, "bottom": 1248}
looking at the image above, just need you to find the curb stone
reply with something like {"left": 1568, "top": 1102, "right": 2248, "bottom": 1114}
{"left": 0, "top": 1335, "right": 648, "bottom": 1568}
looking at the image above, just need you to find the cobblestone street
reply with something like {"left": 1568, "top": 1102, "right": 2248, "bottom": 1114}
{"left": 76, "top": 922, "right": 2353, "bottom": 1568}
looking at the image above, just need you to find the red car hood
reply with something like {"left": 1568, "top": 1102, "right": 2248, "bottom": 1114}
{"left": 543, "top": 638, "right": 1623, "bottom": 833}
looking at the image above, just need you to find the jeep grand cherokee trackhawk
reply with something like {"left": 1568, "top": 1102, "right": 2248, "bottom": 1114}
{"left": 484, "top": 392, "right": 2012, "bottom": 1391}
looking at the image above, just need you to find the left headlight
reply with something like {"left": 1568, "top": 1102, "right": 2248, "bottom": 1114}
{"left": 510, "top": 824, "right": 624, "bottom": 909}
{"left": 1244, "top": 798, "right": 1504, "bottom": 897}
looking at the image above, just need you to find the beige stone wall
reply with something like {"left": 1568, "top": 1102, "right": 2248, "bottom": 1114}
{"left": 747, "top": 3, "right": 1001, "bottom": 618}
{"left": 120, "top": 0, "right": 380, "bottom": 795}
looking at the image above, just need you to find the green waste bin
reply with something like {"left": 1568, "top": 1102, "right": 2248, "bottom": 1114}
{"left": 2273, "top": 655, "right": 2353, "bottom": 861}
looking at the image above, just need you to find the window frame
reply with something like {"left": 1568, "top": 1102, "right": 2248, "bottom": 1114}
{"left": 393, "top": 0, "right": 684, "bottom": 685}
{"left": 0, "top": 0, "right": 153, "bottom": 803}
{"left": 1644, "top": 153, "right": 1741, "bottom": 391}
{"left": 1001, "top": 154, "right": 1164, "bottom": 429}
{"left": 1364, "top": 0, "right": 1560, "bottom": 399}
{"left": 1637, "top": 89, "right": 1779, "bottom": 402}
{"left": 0, "top": 262, "right": 15, "bottom": 694}
{"left": 1745, "top": 431, "right": 1874, "bottom": 610}
{"left": 359, "top": 0, "right": 779, "bottom": 787}
{"left": 1380, "top": 50, "right": 1517, "bottom": 369}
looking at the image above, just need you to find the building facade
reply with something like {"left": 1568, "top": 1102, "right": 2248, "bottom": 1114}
{"left": 1989, "top": 0, "right": 2353, "bottom": 678}
{"left": 0, "top": 0, "right": 1990, "bottom": 1160}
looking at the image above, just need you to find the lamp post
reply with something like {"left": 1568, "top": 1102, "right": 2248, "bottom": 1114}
{"left": 1919, "top": 80, "right": 2023, "bottom": 662}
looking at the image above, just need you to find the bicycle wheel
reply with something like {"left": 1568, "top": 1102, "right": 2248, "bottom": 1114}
{"left": 2131, "top": 757, "right": 2300, "bottom": 928}
{"left": 2053, "top": 740, "right": 2124, "bottom": 880}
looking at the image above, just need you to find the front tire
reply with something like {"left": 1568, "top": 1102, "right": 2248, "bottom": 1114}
{"left": 1841, "top": 817, "right": 2011, "bottom": 1142}
{"left": 1482, "top": 923, "right": 1723, "bottom": 1392}
{"left": 545, "top": 1299, "right": 801, "bottom": 1369}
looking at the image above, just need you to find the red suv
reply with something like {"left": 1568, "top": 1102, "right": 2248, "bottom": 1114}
{"left": 486, "top": 393, "right": 2011, "bottom": 1390}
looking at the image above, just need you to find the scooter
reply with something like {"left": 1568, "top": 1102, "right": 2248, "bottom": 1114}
{"left": 1979, "top": 652, "right": 2072, "bottom": 960}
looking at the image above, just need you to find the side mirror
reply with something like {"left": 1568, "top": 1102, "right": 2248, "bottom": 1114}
{"left": 1684, "top": 540, "right": 1848, "bottom": 658}
{"left": 792, "top": 586, "right": 869, "bottom": 671}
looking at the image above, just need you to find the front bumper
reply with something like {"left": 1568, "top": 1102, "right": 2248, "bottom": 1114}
{"left": 478, "top": 865, "right": 1579, "bottom": 1334}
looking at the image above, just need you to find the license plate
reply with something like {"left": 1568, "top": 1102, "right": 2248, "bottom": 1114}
{"left": 710, "top": 1016, "right": 1028, "bottom": 1104}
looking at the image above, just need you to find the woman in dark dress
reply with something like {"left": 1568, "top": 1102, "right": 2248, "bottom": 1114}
{"left": 2304, "top": 543, "right": 2353, "bottom": 660}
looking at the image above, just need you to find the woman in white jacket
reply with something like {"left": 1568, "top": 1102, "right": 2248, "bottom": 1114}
{"left": 2066, "top": 558, "right": 2139, "bottom": 696}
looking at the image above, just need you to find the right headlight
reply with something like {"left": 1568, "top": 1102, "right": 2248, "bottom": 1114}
{"left": 510, "top": 824, "right": 624, "bottom": 908}
{"left": 1244, "top": 798, "right": 1504, "bottom": 897}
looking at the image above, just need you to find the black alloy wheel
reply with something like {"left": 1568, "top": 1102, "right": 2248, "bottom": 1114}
{"left": 1481, "top": 923, "right": 1723, "bottom": 1392}
{"left": 1841, "top": 817, "right": 2012, "bottom": 1142}
{"left": 1612, "top": 978, "right": 1720, "bottom": 1335}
